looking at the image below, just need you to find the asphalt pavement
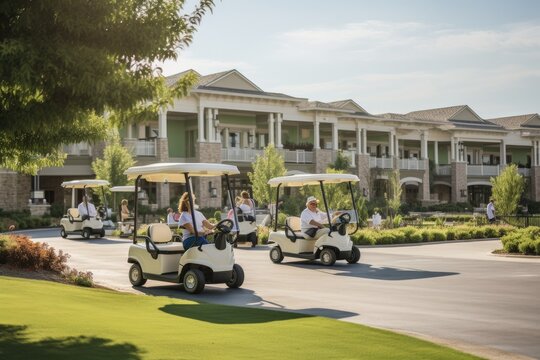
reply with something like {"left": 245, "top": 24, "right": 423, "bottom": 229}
{"left": 10, "top": 228, "right": 540, "bottom": 360}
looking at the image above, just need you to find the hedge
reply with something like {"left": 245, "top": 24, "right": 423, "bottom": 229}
{"left": 500, "top": 227, "right": 540, "bottom": 255}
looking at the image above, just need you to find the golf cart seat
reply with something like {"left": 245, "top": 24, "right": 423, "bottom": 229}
{"left": 285, "top": 217, "right": 306, "bottom": 242}
{"left": 147, "top": 223, "right": 184, "bottom": 252}
{"left": 67, "top": 208, "right": 83, "bottom": 223}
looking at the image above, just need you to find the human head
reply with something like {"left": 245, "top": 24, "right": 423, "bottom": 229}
{"left": 121, "top": 199, "right": 128, "bottom": 206}
{"left": 178, "top": 192, "right": 191, "bottom": 212}
{"left": 306, "top": 196, "right": 319, "bottom": 208}
{"left": 490, "top": 198, "right": 495, "bottom": 203}
{"left": 241, "top": 191, "right": 249, "bottom": 199}
{"left": 82, "top": 195, "right": 89, "bottom": 203}
{"left": 235, "top": 196, "right": 243, "bottom": 206}
{"left": 167, "top": 207, "right": 173, "bottom": 214}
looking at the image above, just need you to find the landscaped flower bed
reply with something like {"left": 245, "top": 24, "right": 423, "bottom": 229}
{"left": 500, "top": 227, "right": 540, "bottom": 255}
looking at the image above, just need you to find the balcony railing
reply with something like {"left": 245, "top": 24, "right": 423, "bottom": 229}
{"left": 369, "top": 157, "right": 393, "bottom": 169}
{"left": 280, "top": 149, "right": 313, "bottom": 164}
{"left": 63, "top": 142, "right": 91, "bottom": 156}
{"left": 399, "top": 158, "right": 425, "bottom": 170}
{"left": 435, "top": 165, "right": 451, "bottom": 176}
{"left": 518, "top": 168, "right": 531, "bottom": 177}
{"left": 135, "top": 139, "right": 156, "bottom": 156}
{"left": 467, "top": 164, "right": 499, "bottom": 176}
{"left": 221, "top": 148, "right": 263, "bottom": 162}
{"left": 339, "top": 150, "right": 356, "bottom": 168}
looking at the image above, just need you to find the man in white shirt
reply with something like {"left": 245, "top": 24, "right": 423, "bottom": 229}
{"left": 78, "top": 195, "right": 97, "bottom": 220}
{"left": 487, "top": 199, "right": 496, "bottom": 223}
{"left": 300, "top": 196, "right": 330, "bottom": 239}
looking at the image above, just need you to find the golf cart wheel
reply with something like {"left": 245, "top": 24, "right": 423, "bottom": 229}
{"left": 347, "top": 246, "right": 361, "bottom": 264}
{"left": 320, "top": 248, "right": 336, "bottom": 266}
{"left": 82, "top": 228, "right": 91, "bottom": 239}
{"left": 269, "top": 246, "right": 284, "bottom": 264}
{"left": 100, "top": 229, "right": 105, "bottom": 238}
{"left": 129, "top": 263, "right": 147, "bottom": 286}
{"left": 247, "top": 232, "right": 258, "bottom": 247}
{"left": 183, "top": 269, "right": 205, "bottom": 294}
{"left": 226, "top": 264, "right": 245, "bottom": 289}
{"left": 60, "top": 227, "right": 67, "bottom": 239}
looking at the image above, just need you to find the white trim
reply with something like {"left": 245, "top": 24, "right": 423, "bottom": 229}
{"left": 205, "top": 70, "right": 263, "bottom": 92}
{"left": 399, "top": 177, "right": 423, "bottom": 185}
{"left": 433, "top": 181, "right": 452, "bottom": 187}
{"left": 467, "top": 181, "right": 492, "bottom": 186}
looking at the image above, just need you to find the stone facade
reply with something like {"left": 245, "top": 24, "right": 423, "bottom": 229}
{"left": 314, "top": 149, "right": 334, "bottom": 174}
{"left": 530, "top": 166, "right": 540, "bottom": 201}
{"left": 194, "top": 142, "right": 222, "bottom": 209}
{"left": 155, "top": 138, "right": 170, "bottom": 208}
{"left": 0, "top": 170, "right": 31, "bottom": 211}
{"left": 356, "top": 154, "right": 371, "bottom": 199}
{"left": 421, "top": 159, "right": 431, "bottom": 202}
{"left": 451, "top": 162, "right": 468, "bottom": 203}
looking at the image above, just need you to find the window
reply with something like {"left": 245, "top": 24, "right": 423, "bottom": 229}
{"left": 506, "top": 154, "right": 512, "bottom": 164}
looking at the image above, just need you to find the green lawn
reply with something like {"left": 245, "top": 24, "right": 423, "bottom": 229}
{"left": 0, "top": 276, "right": 481, "bottom": 360}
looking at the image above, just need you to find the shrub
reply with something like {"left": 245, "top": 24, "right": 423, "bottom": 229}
{"left": 257, "top": 226, "right": 269, "bottom": 244}
{"left": 1, "top": 235, "right": 69, "bottom": 272}
{"left": 50, "top": 203, "right": 64, "bottom": 218}
{"left": 214, "top": 210, "right": 222, "bottom": 221}
{"left": 420, "top": 230, "right": 431, "bottom": 242}
{"left": 455, "top": 228, "right": 472, "bottom": 240}
{"left": 473, "top": 228, "right": 485, "bottom": 239}
{"left": 431, "top": 230, "right": 446, "bottom": 242}
{"left": 409, "top": 232, "right": 423, "bottom": 243}
{"left": 64, "top": 268, "right": 94, "bottom": 287}
{"left": 445, "top": 229, "right": 456, "bottom": 240}
{"left": 484, "top": 227, "right": 498, "bottom": 238}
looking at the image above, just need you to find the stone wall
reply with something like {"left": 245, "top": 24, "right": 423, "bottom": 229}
{"left": 0, "top": 170, "right": 31, "bottom": 211}
{"left": 451, "top": 162, "right": 467, "bottom": 203}
{"left": 194, "top": 142, "right": 222, "bottom": 209}
{"left": 314, "top": 149, "right": 334, "bottom": 174}
{"left": 356, "top": 154, "right": 371, "bottom": 200}
{"left": 421, "top": 159, "right": 431, "bottom": 202}
{"left": 530, "top": 167, "right": 540, "bottom": 201}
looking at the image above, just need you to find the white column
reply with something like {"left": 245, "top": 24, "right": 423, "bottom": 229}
{"left": 224, "top": 128, "right": 229, "bottom": 148}
{"left": 356, "top": 123, "right": 362, "bottom": 155}
{"left": 536, "top": 140, "right": 539, "bottom": 166}
{"left": 268, "top": 113, "right": 275, "bottom": 146}
{"left": 158, "top": 110, "right": 167, "bottom": 138}
{"left": 421, "top": 131, "right": 428, "bottom": 160}
{"left": 362, "top": 128, "right": 367, "bottom": 155}
{"left": 389, "top": 132, "right": 394, "bottom": 157}
{"left": 198, "top": 107, "right": 205, "bottom": 142}
{"left": 500, "top": 140, "right": 506, "bottom": 166}
{"left": 276, "top": 113, "right": 283, "bottom": 148}
{"left": 206, "top": 108, "right": 213, "bottom": 143}
{"left": 434, "top": 141, "right": 439, "bottom": 165}
{"left": 213, "top": 109, "right": 220, "bottom": 142}
{"left": 332, "top": 123, "right": 338, "bottom": 150}
{"left": 250, "top": 129, "right": 256, "bottom": 149}
{"left": 394, "top": 134, "right": 399, "bottom": 157}
{"left": 451, "top": 138, "right": 455, "bottom": 161}
{"left": 314, "top": 119, "right": 320, "bottom": 149}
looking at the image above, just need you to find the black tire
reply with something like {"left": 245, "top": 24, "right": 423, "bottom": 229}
{"left": 320, "top": 248, "right": 336, "bottom": 266}
{"left": 82, "top": 228, "right": 91, "bottom": 239}
{"left": 247, "top": 232, "right": 257, "bottom": 247}
{"left": 129, "top": 263, "right": 147, "bottom": 286}
{"left": 269, "top": 246, "right": 284, "bottom": 264}
{"left": 183, "top": 269, "right": 205, "bottom": 294}
{"left": 226, "top": 264, "right": 245, "bottom": 288}
{"left": 347, "top": 246, "right": 361, "bottom": 264}
{"left": 100, "top": 229, "right": 105, "bottom": 238}
{"left": 60, "top": 227, "right": 67, "bottom": 239}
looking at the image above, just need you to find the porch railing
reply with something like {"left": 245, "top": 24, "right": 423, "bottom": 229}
{"left": 435, "top": 165, "right": 451, "bottom": 176}
{"left": 369, "top": 157, "right": 393, "bottom": 169}
{"left": 220, "top": 148, "right": 314, "bottom": 164}
{"left": 280, "top": 149, "right": 314, "bottom": 164}
{"left": 63, "top": 142, "right": 91, "bottom": 156}
{"left": 518, "top": 168, "right": 531, "bottom": 177}
{"left": 467, "top": 164, "right": 499, "bottom": 176}
{"left": 399, "top": 158, "right": 425, "bottom": 170}
{"left": 135, "top": 139, "right": 156, "bottom": 156}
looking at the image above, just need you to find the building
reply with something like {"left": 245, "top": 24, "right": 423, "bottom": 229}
{"left": 2, "top": 69, "right": 539, "bottom": 212}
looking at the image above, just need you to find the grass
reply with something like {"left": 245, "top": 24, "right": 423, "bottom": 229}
{"left": 0, "top": 276, "right": 481, "bottom": 360}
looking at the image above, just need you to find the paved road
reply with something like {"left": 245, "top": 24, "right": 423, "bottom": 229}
{"left": 13, "top": 229, "right": 540, "bottom": 359}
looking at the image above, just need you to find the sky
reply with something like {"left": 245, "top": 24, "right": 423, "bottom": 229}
{"left": 160, "top": 0, "right": 540, "bottom": 119}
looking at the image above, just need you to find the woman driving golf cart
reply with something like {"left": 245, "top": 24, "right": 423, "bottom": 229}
{"left": 177, "top": 192, "right": 215, "bottom": 249}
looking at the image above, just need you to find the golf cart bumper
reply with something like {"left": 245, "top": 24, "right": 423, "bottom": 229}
{"left": 211, "top": 270, "right": 233, "bottom": 283}
{"left": 336, "top": 250, "right": 351, "bottom": 260}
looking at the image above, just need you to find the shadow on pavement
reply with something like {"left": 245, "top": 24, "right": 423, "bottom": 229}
{"left": 282, "top": 261, "right": 459, "bottom": 281}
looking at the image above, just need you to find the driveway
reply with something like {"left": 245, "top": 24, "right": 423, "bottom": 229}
{"left": 14, "top": 229, "right": 540, "bottom": 359}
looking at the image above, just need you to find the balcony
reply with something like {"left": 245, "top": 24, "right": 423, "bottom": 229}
{"left": 518, "top": 168, "right": 531, "bottom": 177}
{"left": 399, "top": 158, "right": 425, "bottom": 170}
{"left": 435, "top": 165, "right": 451, "bottom": 176}
{"left": 369, "top": 157, "right": 393, "bottom": 169}
{"left": 221, "top": 148, "right": 314, "bottom": 164}
{"left": 135, "top": 139, "right": 156, "bottom": 156}
{"left": 338, "top": 150, "right": 356, "bottom": 168}
{"left": 280, "top": 149, "right": 313, "bottom": 164}
{"left": 467, "top": 164, "right": 499, "bottom": 176}
{"left": 63, "top": 142, "right": 91, "bottom": 156}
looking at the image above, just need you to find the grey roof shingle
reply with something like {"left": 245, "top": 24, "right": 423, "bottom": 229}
{"left": 487, "top": 114, "right": 538, "bottom": 129}
{"left": 405, "top": 105, "right": 467, "bottom": 122}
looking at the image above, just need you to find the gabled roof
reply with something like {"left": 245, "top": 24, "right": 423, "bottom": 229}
{"left": 327, "top": 99, "right": 368, "bottom": 114}
{"left": 406, "top": 105, "right": 483, "bottom": 123}
{"left": 298, "top": 101, "right": 355, "bottom": 113}
{"left": 488, "top": 114, "right": 540, "bottom": 129}
{"left": 164, "top": 69, "right": 201, "bottom": 87}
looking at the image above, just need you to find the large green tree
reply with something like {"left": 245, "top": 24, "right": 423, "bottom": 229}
{"left": 0, "top": 0, "right": 213, "bottom": 173}
{"left": 247, "top": 144, "right": 286, "bottom": 206}
{"left": 490, "top": 164, "right": 524, "bottom": 215}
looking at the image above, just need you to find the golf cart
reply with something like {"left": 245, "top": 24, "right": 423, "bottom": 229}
{"left": 110, "top": 185, "right": 136, "bottom": 238}
{"left": 60, "top": 179, "right": 110, "bottom": 239}
{"left": 267, "top": 173, "right": 361, "bottom": 266}
{"left": 232, "top": 206, "right": 258, "bottom": 248}
{"left": 125, "top": 163, "right": 245, "bottom": 294}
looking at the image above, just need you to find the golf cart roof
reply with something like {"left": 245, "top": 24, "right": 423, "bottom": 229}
{"left": 110, "top": 185, "right": 136, "bottom": 193}
{"left": 61, "top": 179, "right": 110, "bottom": 189}
{"left": 268, "top": 173, "right": 360, "bottom": 187}
{"left": 125, "top": 163, "right": 240, "bottom": 183}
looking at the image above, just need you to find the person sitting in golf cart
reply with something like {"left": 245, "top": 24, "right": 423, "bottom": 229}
{"left": 177, "top": 192, "right": 215, "bottom": 249}
{"left": 240, "top": 191, "right": 256, "bottom": 221}
{"left": 300, "top": 196, "right": 331, "bottom": 240}
{"left": 166, "top": 207, "right": 179, "bottom": 225}
{"left": 120, "top": 199, "right": 132, "bottom": 221}
{"left": 78, "top": 195, "right": 97, "bottom": 220}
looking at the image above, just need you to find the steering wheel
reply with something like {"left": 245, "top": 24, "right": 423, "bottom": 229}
{"left": 215, "top": 219, "right": 234, "bottom": 234}
{"left": 337, "top": 212, "right": 351, "bottom": 224}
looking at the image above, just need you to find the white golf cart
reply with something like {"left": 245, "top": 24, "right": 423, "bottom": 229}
{"left": 233, "top": 207, "right": 258, "bottom": 248}
{"left": 60, "top": 179, "right": 110, "bottom": 239}
{"left": 110, "top": 185, "right": 136, "bottom": 238}
{"left": 267, "top": 173, "right": 361, "bottom": 266}
{"left": 125, "top": 163, "right": 245, "bottom": 294}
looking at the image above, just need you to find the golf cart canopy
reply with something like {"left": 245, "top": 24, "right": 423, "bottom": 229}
{"left": 125, "top": 163, "right": 240, "bottom": 183}
{"left": 110, "top": 185, "right": 136, "bottom": 193}
{"left": 61, "top": 179, "right": 110, "bottom": 189}
{"left": 268, "top": 173, "right": 360, "bottom": 187}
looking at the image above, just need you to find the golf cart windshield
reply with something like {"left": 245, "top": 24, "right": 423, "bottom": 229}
{"left": 61, "top": 179, "right": 110, "bottom": 189}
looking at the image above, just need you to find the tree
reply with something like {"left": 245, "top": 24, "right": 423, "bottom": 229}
{"left": 247, "top": 144, "right": 286, "bottom": 206}
{"left": 329, "top": 151, "right": 350, "bottom": 171}
{"left": 0, "top": 0, "right": 214, "bottom": 173}
{"left": 386, "top": 170, "right": 402, "bottom": 220}
{"left": 490, "top": 164, "right": 524, "bottom": 215}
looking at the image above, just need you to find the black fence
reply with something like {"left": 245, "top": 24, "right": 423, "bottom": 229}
{"left": 497, "top": 215, "right": 540, "bottom": 228}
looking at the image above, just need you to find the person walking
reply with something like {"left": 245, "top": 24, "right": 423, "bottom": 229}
{"left": 487, "top": 198, "right": 496, "bottom": 224}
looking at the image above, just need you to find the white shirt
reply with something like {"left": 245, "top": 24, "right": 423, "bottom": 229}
{"left": 237, "top": 203, "right": 251, "bottom": 215}
{"left": 300, "top": 208, "right": 328, "bottom": 232}
{"left": 178, "top": 210, "right": 207, "bottom": 240}
{"left": 372, "top": 213, "right": 382, "bottom": 226}
{"left": 487, "top": 202, "right": 495, "bottom": 219}
{"left": 167, "top": 213, "right": 178, "bottom": 225}
{"left": 78, "top": 202, "right": 97, "bottom": 217}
